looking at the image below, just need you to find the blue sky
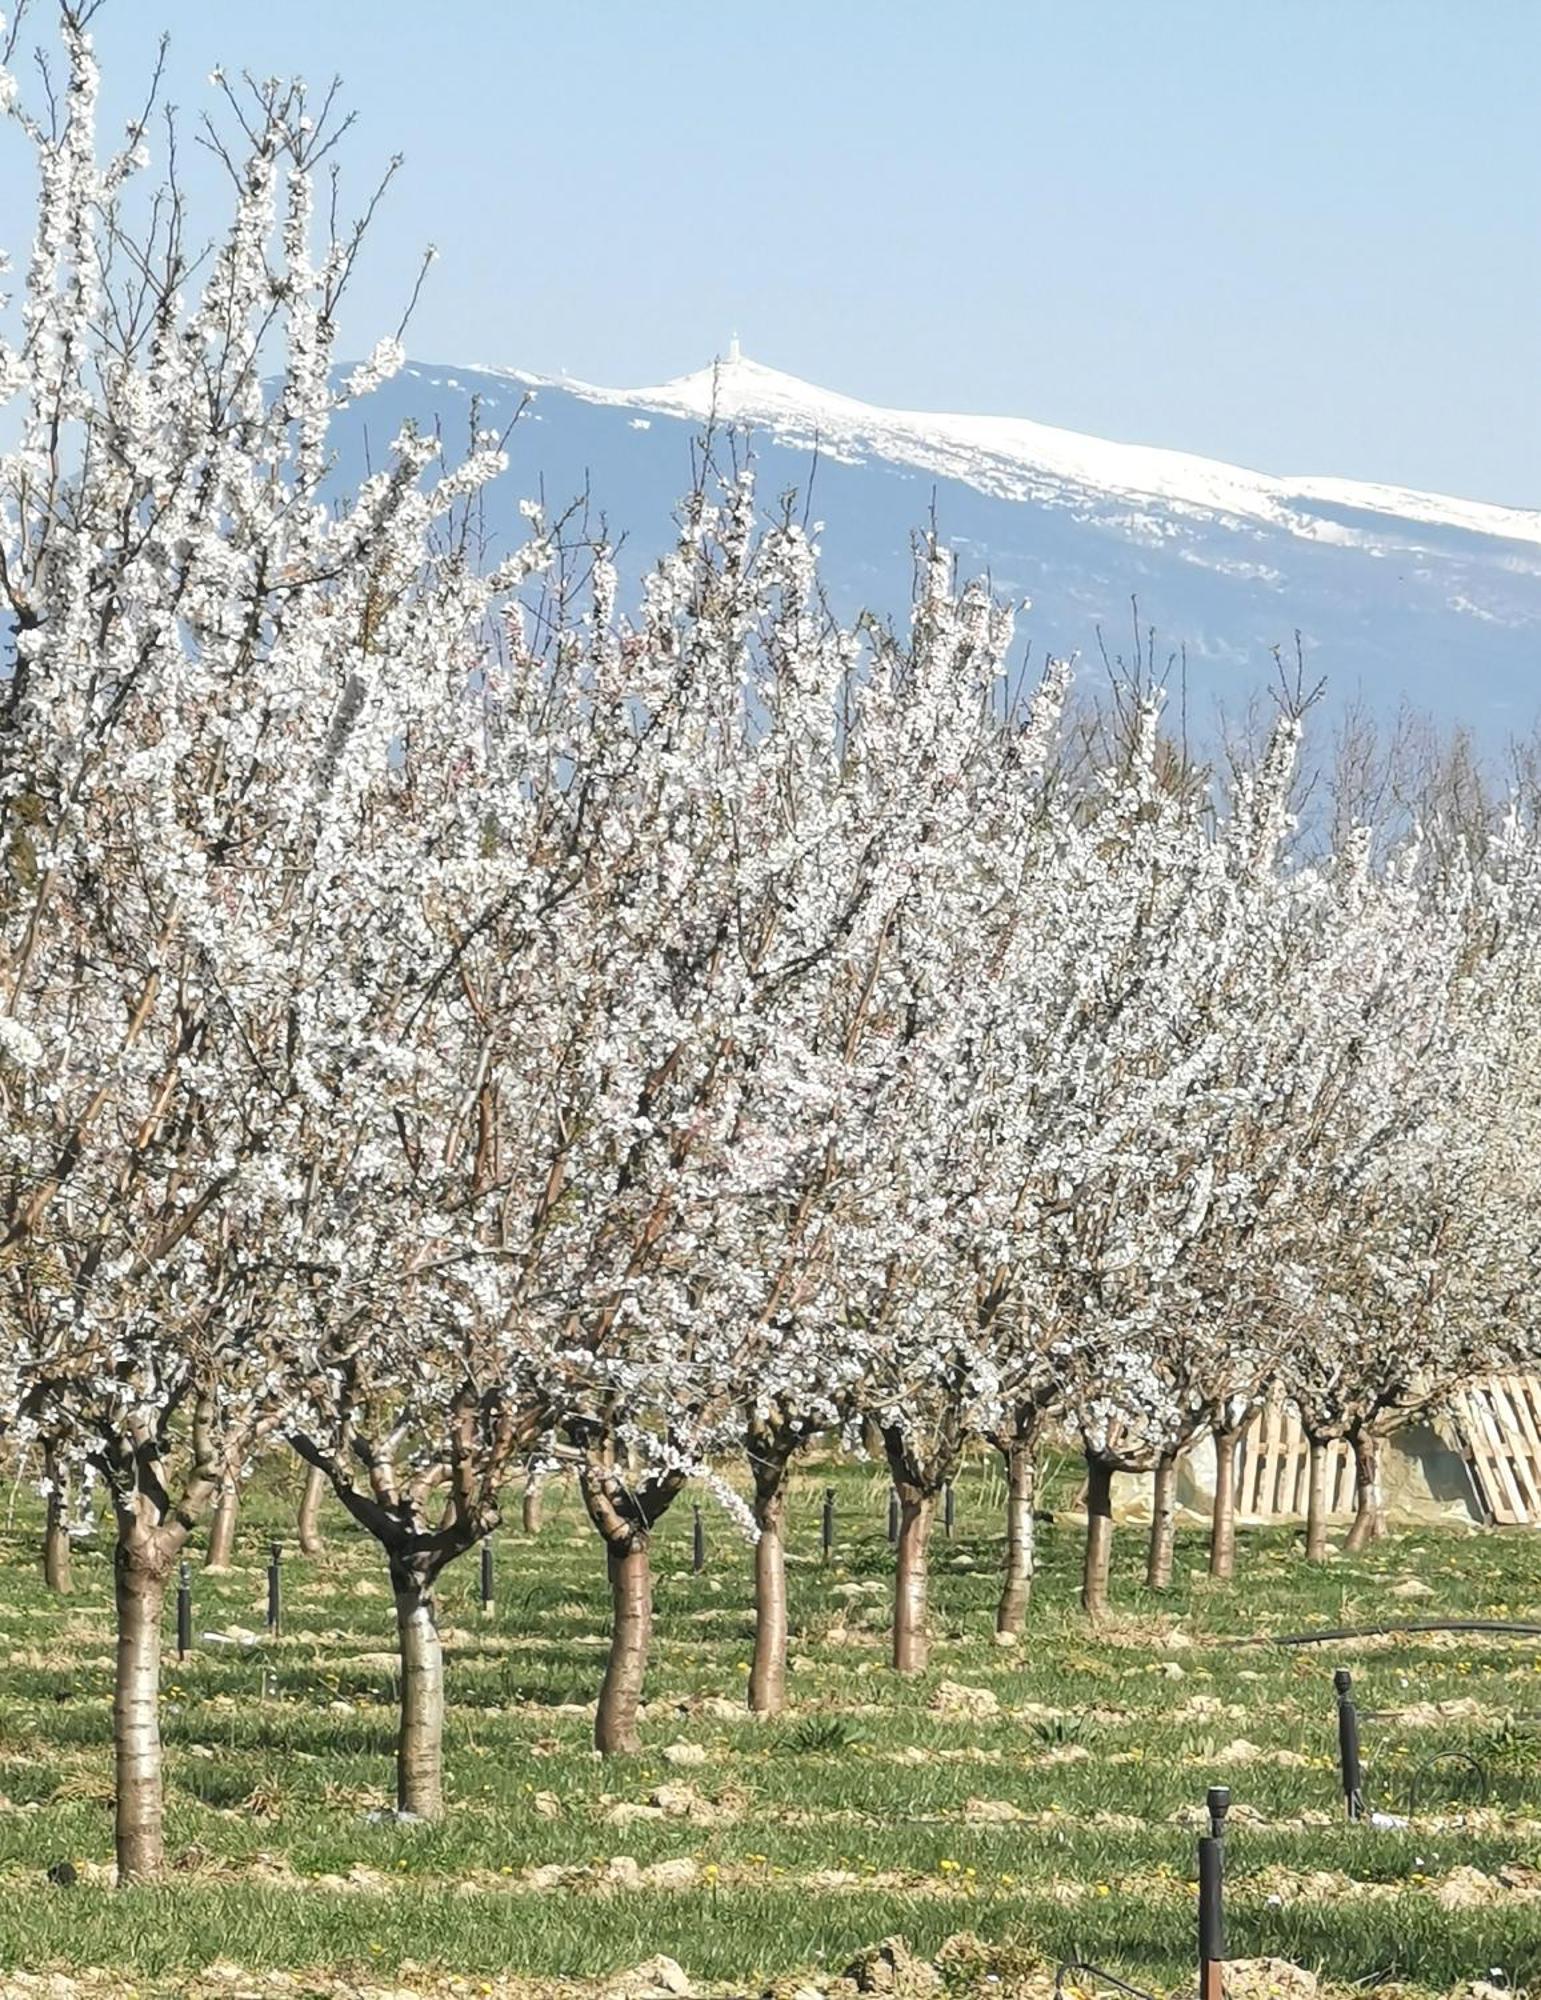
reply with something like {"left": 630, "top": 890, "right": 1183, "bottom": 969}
{"left": 13, "top": 2, "right": 1538, "bottom": 504}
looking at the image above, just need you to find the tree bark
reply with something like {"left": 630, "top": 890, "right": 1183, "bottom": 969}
{"left": 1209, "top": 1427, "right": 1243, "bottom": 1579}
{"left": 748, "top": 1456, "right": 790, "bottom": 1714}
{"left": 42, "top": 1446, "right": 71, "bottom": 1595}
{"left": 205, "top": 1476, "right": 238, "bottom": 1571}
{"left": 996, "top": 1436, "right": 1036, "bottom": 1634}
{"left": 392, "top": 1565, "right": 446, "bottom": 1819}
{"left": 113, "top": 1548, "right": 168, "bottom": 1883}
{"left": 1304, "top": 1435, "right": 1331, "bottom": 1561}
{"left": 521, "top": 1472, "right": 544, "bottom": 1536}
{"left": 892, "top": 1483, "right": 936, "bottom": 1673}
{"left": 1146, "top": 1450, "right": 1178, "bottom": 1591}
{"left": 1344, "top": 1431, "right": 1386, "bottom": 1552}
{"left": 296, "top": 1464, "right": 326, "bottom": 1556}
{"left": 595, "top": 1536, "right": 652, "bottom": 1753}
{"left": 1082, "top": 1454, "right": 1115, "bottom": 1619}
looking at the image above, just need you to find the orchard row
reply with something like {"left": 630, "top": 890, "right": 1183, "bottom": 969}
{"left": 3, "top": 17, "right": 1537, "bottom": 1887}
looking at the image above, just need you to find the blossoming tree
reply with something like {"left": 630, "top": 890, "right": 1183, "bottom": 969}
{"left": 0, "top": 15, "right": 522, "bottom": 1875}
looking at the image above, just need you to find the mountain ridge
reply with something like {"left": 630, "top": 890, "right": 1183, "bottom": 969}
{"left": 325, "top": 352, "right": 1541, "bottom": 738}
{"left": 463, "top": 348, "right": 1541, "bottom": 551}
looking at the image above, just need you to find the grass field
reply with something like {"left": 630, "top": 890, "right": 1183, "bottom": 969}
{"left": 1, "top": 1454, "right": 1539, "bottom": 1998}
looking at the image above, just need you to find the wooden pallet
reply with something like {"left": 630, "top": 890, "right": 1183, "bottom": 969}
{"left": 1447, "top": 1375, "right": 1541, "bottom": 1526}
{"left": 1234, "top": 1402, "right": 1354, "bottom": 1521}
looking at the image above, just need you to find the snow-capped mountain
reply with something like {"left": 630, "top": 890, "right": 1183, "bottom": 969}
{"left": 336, "top": 348, "right": 1541, "bottom": 737}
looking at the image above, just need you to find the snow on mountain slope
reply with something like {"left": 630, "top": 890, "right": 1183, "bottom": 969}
{"left": 474, "top": 348, "right": 1541, "bottom": 552}
{"left": 346, "top": 353, "right": 1541, "bottom": 738}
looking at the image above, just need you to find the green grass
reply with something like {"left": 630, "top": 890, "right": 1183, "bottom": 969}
{"left": 1, "top": 1455, "right": 1539, "bottom": 1995}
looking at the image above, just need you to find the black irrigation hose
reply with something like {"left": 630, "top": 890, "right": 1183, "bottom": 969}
{"left": 1238, "top": 1619, "right": 1541, "bottom": 1648}
{"left": 1405, "top": 1749, "right": 1489, "bottom": 1814}
{"left": 1350, "top": 1748, "right": 1490, "bottom": 1822}
{"left": 1054, "top": 1962, "right": 1159, "bottom": 2000}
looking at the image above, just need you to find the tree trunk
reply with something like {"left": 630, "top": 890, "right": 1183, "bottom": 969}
{"left": 1304, "top": 1435, "right": 1331, "bottom": 1561}
{"left": 1146, "top": 1450, "right": 1178, "bottom": 1590}
{"left": 521, "top": 1473, "right": 544, "bottom": 1536}
{"left": 113, "top": 1548, "right": 168, "bottom": 1884}
{"left": 1082, "top": 1454, "right": 1115, "bottom": 1619}
{"left": 42, "top": 1447, "right": 71, "bottom": 1595}
{"left": 1344, "top": 1431, "right": 1386, "bottom": 1552}
{"left": 392, "top": 1565, "right": 446, "bottom": 1819}
{"left": 205, "top": 1477, "right": 238, "bottom": 1571}
{"left": 748, "top": 1458, "right": 790, "bottom": 1714}
{"left": 296, "top": 1464, "right": 326, "bottom": 1556}
{"left": 996, "top": 1437, "right": 1036, "bottom": 1634}
{"left": 595, "top": 1536, "right": 652, "bottom": 1754}
{"left": 1210, "top": 1427, "right": 1242, "bottom": 1579}
{"left": 892, "top": 1483, "right": 936, "bottom": 1673}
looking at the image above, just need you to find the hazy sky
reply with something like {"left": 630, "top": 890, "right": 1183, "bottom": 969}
{"left": 11, "top": 2, "right": 1538, "bottom": 504}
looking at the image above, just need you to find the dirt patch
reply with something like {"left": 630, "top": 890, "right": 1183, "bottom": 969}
{"left": 1432, "top": 1864, "right": 1541, "bottom": 1909}
{"left": 929, "top": 1682, "right": 1000, "bottom": 1720}
{"left": 603, "top": 1782, "right": 744, "bottom": 1828}
{"left": 1225, "top": 1961, "right": 1318, "bottom": 1999}
{"left": 1391, "top": 1697, "right": 1491, "bottom": 1727}
{"left": 1173, "top": 1696, "right": 1246, "bottom": 1722}
{"left": 962, "top": 1797, "right": 1023, "bottom": 1825}
{"left": 1251, "top": 1867, "right": 1394, "bottom": 1906}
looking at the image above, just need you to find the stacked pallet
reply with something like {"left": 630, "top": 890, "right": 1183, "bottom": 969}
{"left": 1220, "top": 1376, "right": 1541, "bottom": 1527}
{"left": 1446, "top": 1374, "right": 1541, "bottom": 1526}
{"left": 1237, "top": 1403, "right": 1354, "bottom": 1520}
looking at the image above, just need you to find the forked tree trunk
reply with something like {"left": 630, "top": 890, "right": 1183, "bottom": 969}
{"left": 595, "top": 1537, "right": 652, "bottom": 1753}
{"left": 205, "top": 1477, "right": 239, "bottom": 1571}
{"left": 289, "top": 1425, "right": 535, "bottom": 1817}
{"left": 996, "top": 1437, "right": 1037, "bottom": 1634}
{"left": 521, "top": 1473, "right": 544, "bottom": 1536}
{"left": 1082, "top": 1454, "right": 1116, "bottom": 1619}
{"left": 1343, "top": 1431, "right": 1386, "bottom": 1552}
{"left": 748, "top": 1454, "right": 791, "bottom": 1714}
{"left": 576, "top": 1457, "right": 680, "bottom": 1758}
{"left": 42, "top": 1446, "right": 71, "bottom": 1595}
{"left": 1304, "top": 1435, "right": 1331, "bottom": 1561}
{"left": 1209, "top": 1427, "right": 1243, "bottom": 1579}
{"left": 392, "top": 1566, "right": 446, "bottom": 1819}
{"left": 1146, "top": 1450, "right": 1178, "bottom": 1591}
{"left": 296, "top": 1464, "right": 326, "bottom": 1556}
{"left": 892, "top": 1482, "right": 936, "bottom": 1673}
{"left": 113, "top": 1549, "right": 168, "bottom": 1883}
